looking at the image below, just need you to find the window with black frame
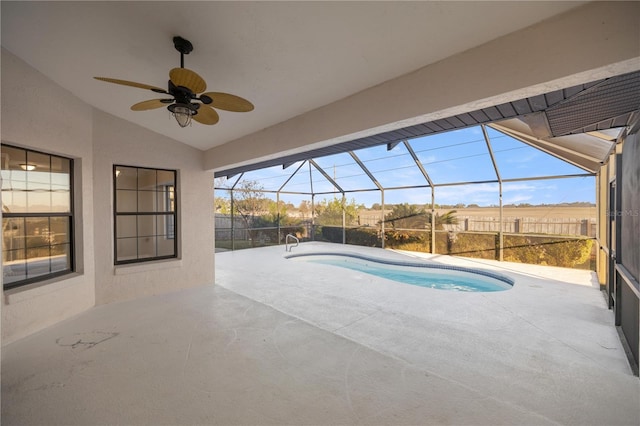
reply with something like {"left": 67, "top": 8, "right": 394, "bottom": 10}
{"left": 114, "top": 165, "right": 177, "bottom": 264}
{"left": 1, "top": 144, "right": 74, "bottom": 289}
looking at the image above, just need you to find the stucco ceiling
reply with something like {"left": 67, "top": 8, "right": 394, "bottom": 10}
{"left": 1, "top": 1, "right": 585, "bottom": 151}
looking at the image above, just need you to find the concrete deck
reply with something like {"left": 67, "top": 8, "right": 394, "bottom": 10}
{"left": 2, "top": 242, "right": 639, "bottom": 425}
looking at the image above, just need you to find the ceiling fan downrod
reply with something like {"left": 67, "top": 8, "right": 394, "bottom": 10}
{"left": 173, "top": 36, "right": 193, "bottom": 68}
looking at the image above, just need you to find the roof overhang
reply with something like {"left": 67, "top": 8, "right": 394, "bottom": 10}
{"left": 215, "top": 70, "right": 640, "bottom": 178}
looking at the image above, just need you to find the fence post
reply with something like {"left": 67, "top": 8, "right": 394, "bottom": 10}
{"left": 380, "top": 189, "right": 385, "bottom": 249}
{"left": 230, "top": 191, "right": 235, "bottom": 251}
{"left": 431, "top": 187, "right": 436, "bottom": 254}
{"left": 311, "top": 194, "right": 315, "bottom": 241}
{"left": 581, "top": 219, "right": 588, "bottom": 236}
{"left": 277, "top": 192, "right": 281, "bottom": 244}
{"left": 514, "top": 218, "right": 520, "bottom": 233}
{"left": 342, "top": 194, "right": 346, "bottom": 244}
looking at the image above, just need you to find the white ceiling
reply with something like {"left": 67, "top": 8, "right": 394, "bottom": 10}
{"left": 1, "top": 1, "right": 584, "bottom": 151}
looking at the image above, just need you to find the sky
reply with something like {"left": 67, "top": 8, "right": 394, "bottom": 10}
{"left": 215, "top": 125, "right": 596, "bottom": 208}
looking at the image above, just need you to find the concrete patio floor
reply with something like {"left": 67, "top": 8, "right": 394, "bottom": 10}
{"left": 2, "top": 242, "right": 639, "bottom": 425}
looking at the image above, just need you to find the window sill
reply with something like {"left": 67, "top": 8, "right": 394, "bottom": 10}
{"left": 114, "top": 258, "right": 182, "bottom": 275}
{"left": 4, "top": 272, "right": 83, "bottom": 304}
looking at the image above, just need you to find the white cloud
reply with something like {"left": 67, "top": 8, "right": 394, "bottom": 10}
{"left": 435, "top": 183, "right": 500, "bottom": 205}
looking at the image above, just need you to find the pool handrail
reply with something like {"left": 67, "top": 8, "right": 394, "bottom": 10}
{"left": 285, "top": 234, "right": 299, "bottom": 252}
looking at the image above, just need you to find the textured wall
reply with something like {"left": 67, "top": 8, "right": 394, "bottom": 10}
{"left": 92, "top": 110, "right": 214, "bottom": 305}
{"left": 1, "top": 48, "right": 96, "bottom": 344}
{"left": 1, "top": 48, "right": 216, "bottom": 344}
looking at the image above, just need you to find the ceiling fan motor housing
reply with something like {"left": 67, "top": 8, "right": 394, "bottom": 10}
{"left": 167, "top": 80, "right": 199, "bottom": 114}
{"left": 173, "top": 36, "right": 193, "bottom": 55}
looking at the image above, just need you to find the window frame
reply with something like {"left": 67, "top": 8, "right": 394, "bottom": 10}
{"left": 113, "top": 165, "right": 178, "bottom": 265}
{"left": 165, "top": 184, "right": 175, "bottom": 240}
{"left": 2, "top": 144, "right": 75, "bottom": 290}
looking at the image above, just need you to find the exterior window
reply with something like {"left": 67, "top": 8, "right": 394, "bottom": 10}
{"left": 114, "top": 165, "right": 177, "bottom": 264}
{"left": 1, "top": 145, "right": 74, "bottom": 289}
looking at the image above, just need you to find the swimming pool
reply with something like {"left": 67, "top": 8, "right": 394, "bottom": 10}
{"left": 287, "top": 252, "right": 514, "bottom": 292}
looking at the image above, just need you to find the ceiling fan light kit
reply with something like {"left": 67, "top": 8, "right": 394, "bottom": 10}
{"left": 168, "top": 104, "right": 194, "bottom": 128}
{"left": 94, "top": 36, "right": 253, "bottom": 128}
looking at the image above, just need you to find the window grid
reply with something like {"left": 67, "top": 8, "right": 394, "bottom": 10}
{"left": 113, "top": 165, "right": 177, "bottom": 264}
{"left": 2, "top": 144, "right": 74, "bottom": 289}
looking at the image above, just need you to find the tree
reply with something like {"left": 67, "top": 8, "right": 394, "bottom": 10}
{"left": 229, "top": 181, "right": 300, "bottom": 245}
{"left": 233, "top": 180, "right": 270, "bottom": 246}
{"left": 384, "top": 203, "right": 427, "bottom": 229}
{"left": 298, "top": 200, "right": 312, "bottom": 220}
{"left": 383, "top": 203, "right": 458, "bottom": 230}
{"left": 315, "top": 198, "right": 361, "bottom": 226}
{"left": 233, "top": 180, "right": 268, "bottom": 219}
{"left": 257, "top": 199, "right": 295, "bottom": 226}
{"left": 215, "top": 197, "right": 231, "bottom": 214}
{"left": 430, "top": 210, "right": 458, "bottom": 230}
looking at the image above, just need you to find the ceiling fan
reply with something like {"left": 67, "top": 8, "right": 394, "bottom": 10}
{"left": 94, "top": 36, "right": 254, "bottom": 128}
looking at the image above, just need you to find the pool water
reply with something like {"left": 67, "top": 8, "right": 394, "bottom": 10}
{"left": 290, "top": 254, "right": 513, "bottom": 292}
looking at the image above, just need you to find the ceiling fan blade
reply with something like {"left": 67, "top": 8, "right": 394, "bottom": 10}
{"left": 193, "top": 106, "right": 219, "bottom": 125}
{"left": 131, "top": 99, "right": 173, "bottom": 111}
{"left": 201, "top": 92, "right": 254, "bottom": 112}
{"left": 169, "top": 68, "right": 206, "bottom": 93}
{"left": 94, "top": 77, "right": 167, "bottom": 93}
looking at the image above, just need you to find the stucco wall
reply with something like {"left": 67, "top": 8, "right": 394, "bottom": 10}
{"left": 92, "top": 110, "right": 214, "bottom": 305}
{"left": 1, "top": 48, "right": 215, "bottom": 344}
{"left": 1, "top": 48, "right": 96, "bottom": 344}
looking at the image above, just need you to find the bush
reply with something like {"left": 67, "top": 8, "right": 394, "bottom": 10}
{"left": 346, "top": 228, "right": 380, "bottom": 247}
{"left": 316, "top": 225, "right": 593, "bottom": 270}
{"left": 319, "top": 225, "right": 342, "bottom": 243}
{"left": 384, "top": 230, "right": 431, "bottom": 252}
{"left": 449, "top": 232, "right": 497, "bottom": 260}
{"left": 504, "top": 235, "right": 593, "bottom": 268}
{"left": 545, "top": 238, "right": 593, "bottom": 267}
{"left": 319, "top": 226, "right": 381, "bottom": 246}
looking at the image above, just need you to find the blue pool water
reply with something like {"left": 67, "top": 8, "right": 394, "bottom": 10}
{"left": 288, "top": 253, "right": 513, "bottom": 292}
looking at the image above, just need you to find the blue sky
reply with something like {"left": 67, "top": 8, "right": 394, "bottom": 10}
{"left": 216, "top": 125, "right": 595, "bottom": 208}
